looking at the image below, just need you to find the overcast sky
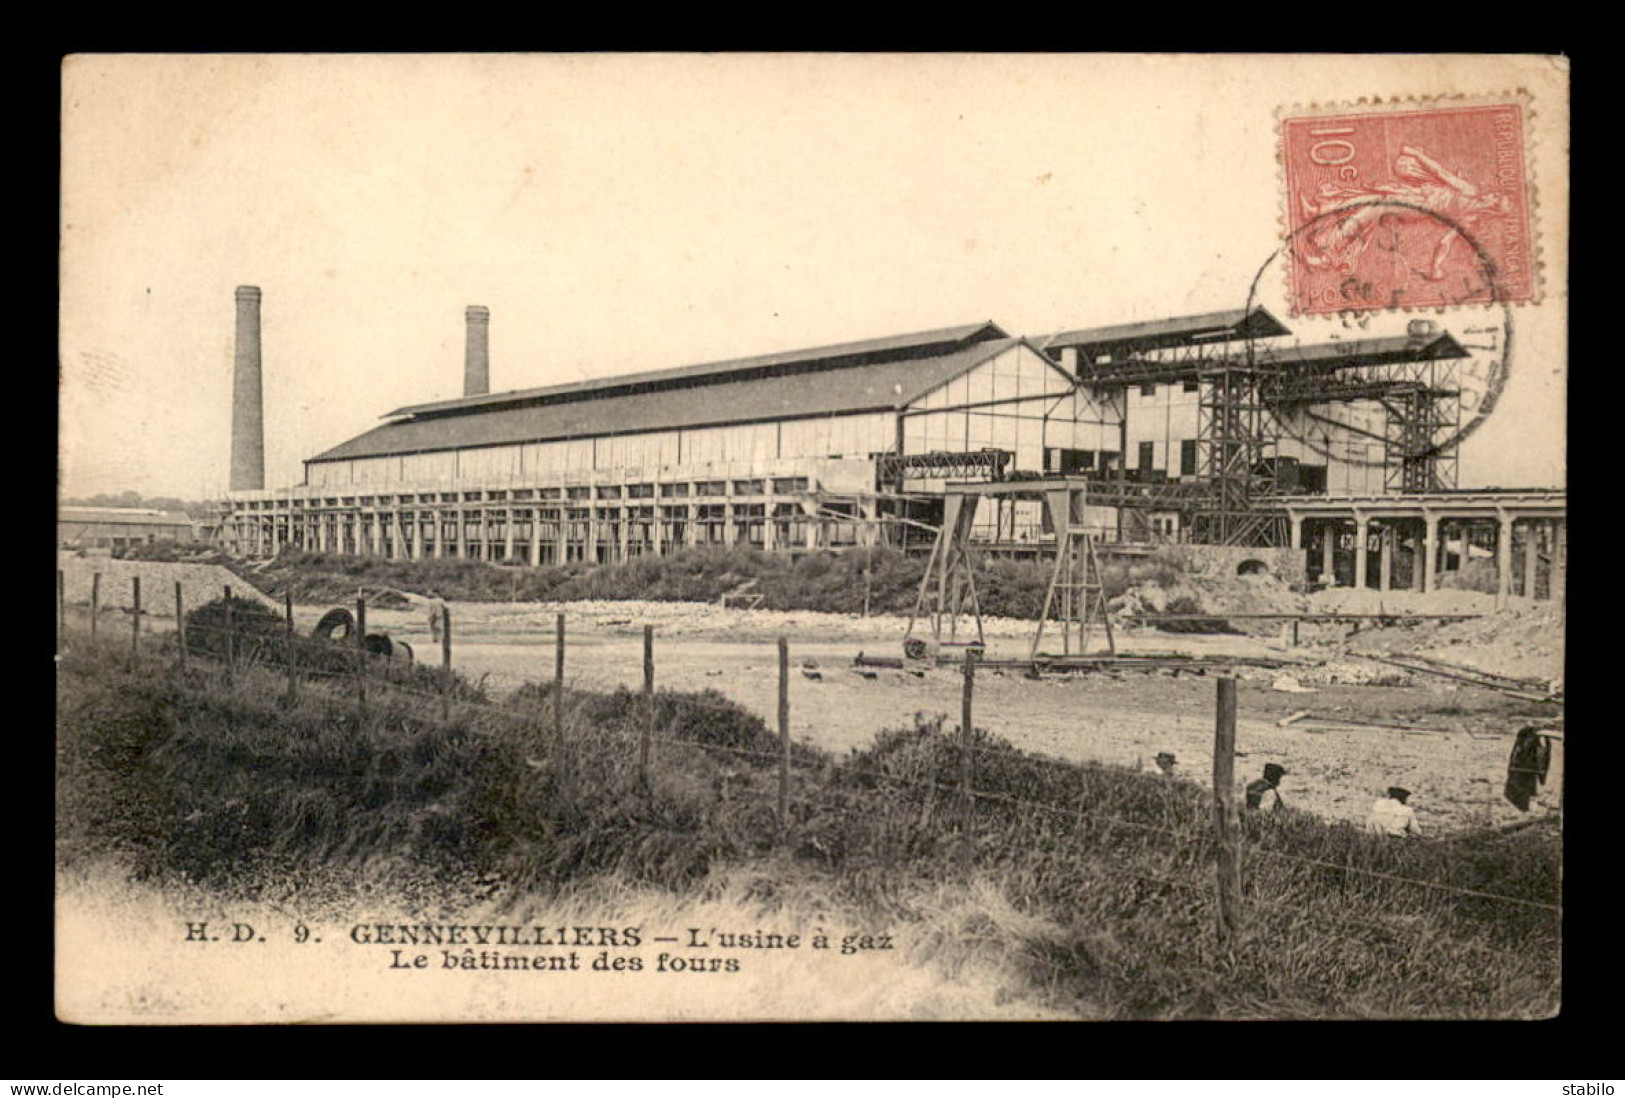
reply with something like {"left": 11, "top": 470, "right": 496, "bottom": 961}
{"left": 59, "top": 54, "right": 1568, "bottom": 499}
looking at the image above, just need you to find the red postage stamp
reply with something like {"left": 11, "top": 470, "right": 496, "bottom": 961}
{"left": 1280, "top": 96, "right": 1538, "bottom": 315}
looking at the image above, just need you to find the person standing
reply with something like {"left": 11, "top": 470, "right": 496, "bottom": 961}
{"left": 1365, "top": 786, "right": 1422, "bottom": 838}
{"left": 1244, "top": 763, "right": 1287, "bottom": 812}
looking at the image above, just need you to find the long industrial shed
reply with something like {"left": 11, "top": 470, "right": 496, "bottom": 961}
{"left": 224, "top": 313, "right": 1124, "bottom": 564}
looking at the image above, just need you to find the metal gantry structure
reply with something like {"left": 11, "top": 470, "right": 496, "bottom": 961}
{"left": 1043, "top": 308, "right": 1470, "bottom": 546}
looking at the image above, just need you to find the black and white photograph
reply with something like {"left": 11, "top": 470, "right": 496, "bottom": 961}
{"left": 55, "top": 53, "right": 1569, "bottom": 1022}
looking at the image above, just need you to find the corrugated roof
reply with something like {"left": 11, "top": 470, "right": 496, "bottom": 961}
{"left": 388, "top": 320, "right": 1009, "bottom": 418}
{"left": 1042, "top": 306, "right": 1291, "bottom": 354}
{"left": 311, "top": 338, "right": 1025, "bottom": 464}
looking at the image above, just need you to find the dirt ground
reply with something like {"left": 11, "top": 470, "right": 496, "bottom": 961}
{"left": 333, "top": 595, "right": 1564, "bottom": 837}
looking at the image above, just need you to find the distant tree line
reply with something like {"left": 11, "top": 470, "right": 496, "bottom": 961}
{"left": 61, "top": 490, "right": 216, "bottom": 520}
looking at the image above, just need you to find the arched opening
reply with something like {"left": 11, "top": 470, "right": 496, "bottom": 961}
{"left": 1236, "top": 559, "right": 1269, "bottom": 577}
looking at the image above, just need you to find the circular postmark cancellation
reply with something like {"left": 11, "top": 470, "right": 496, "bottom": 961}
{"left": 1256, "top": 95, "right": 1537, "bottom": 472}
{"left": 1244, "top": 199, "right": 1515, "bottom": 472}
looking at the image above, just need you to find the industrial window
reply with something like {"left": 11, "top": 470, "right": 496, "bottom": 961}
{"left": 1180, "top": 439, "right": 1197, "bottom": 476}
{"left": 732, "top": 479, "right": 765, "bottom": 495}
{"left": 1138, "top": 441, "right": 1155, "bottom": 472}
{"left": 660, "top": 483, "right": 690, "bottom": 497}
{"left": 1182, "top": 379, "right": 1199, "bottom": 393}
{"left": 771, "top": 477, "right": 809, "bottom": 494}
{"left": 1140, "top": 383, "right": 1156, "bottom": 398}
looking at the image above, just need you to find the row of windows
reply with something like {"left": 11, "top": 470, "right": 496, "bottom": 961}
{"left": 1139, "top": 380, "right": 1202, "bottom": 397}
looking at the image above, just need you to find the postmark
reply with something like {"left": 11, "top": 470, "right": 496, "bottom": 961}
{"left": 1279, "top": 94, "right": 1538, "bottom": 316}
{"left": 1245, "top": 199, "right": 1514, "bottom": 474}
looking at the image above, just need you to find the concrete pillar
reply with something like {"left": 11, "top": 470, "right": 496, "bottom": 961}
{"left": 586, "top": 505, "right": 599, "bottom": 564}
{"left": 1288, "top": 513, "right": 1303, "bottom": 550}
{"left": 723, "top": 501, "right": 737, "bottom": 548}
{"left": 1547, "top": 519, "right": 1560, "bottom": 604}
{"left": 1522, "top": 521, "right": 1539, "bottom": 599}
{"left": 1496, "top": 513, "right": 1514, "bottom": 607}
{"left": 1321, "top": 522, "right": 1336, "bottom": 585}
{"left": 504, "top": 508, "right": 516, "bottom": 564}
{"left": 556, "top": 510, "right": 569, "bottom": 565}
{"left": 1412, "top": 521, "right": 1426, "bottom": 592}
{"left": 529, "top": 511, "right": 542, "bottom": 567}
{"left": 1353, "top": 515, "right": 1369, "bottom": 590}
{"left": 1378, "top": 526, "right": 1393, "bottom": 592}
{"left": 434, "top": 510, "right": 445, "bottom": 559}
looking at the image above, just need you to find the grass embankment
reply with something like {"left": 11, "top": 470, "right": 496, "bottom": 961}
{"left": 226, "top": 545, "right": 1196, "bottom": 620}
{"left": 56, "top": 635, "right": 1559, "bottom": 1019}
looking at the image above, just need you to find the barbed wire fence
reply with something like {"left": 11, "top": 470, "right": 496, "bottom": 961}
{"left": 55, "top": 569, "right": 1561, "bottom": 947}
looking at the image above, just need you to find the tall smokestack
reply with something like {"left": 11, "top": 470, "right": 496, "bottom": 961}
{"left": 230, "top": 285, "right": 265, "bottom": 491}
{"left": 464, "top": 305, "right": 490, "bottom": 397}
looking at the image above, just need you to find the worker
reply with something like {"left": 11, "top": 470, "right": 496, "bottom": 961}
{"left": 1244, "top": 762, "right": 1287, "bottom": 812}
{"left": 1365, "top": 786, "right": 1422, "bottom": 838}
{"left": 425, "top": 591, "right": 448, "bottom": 644}
{"left": 1141, "top": 751, "right": 1178, "bottom": 778}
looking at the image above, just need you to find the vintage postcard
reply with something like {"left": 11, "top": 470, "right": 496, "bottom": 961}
{"left": 57, "top": 53, "right": 1569, "bottom": 1023}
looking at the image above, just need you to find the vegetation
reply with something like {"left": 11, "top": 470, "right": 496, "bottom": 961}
{"left": 57, "top": 632, "right": 1560, "bottom": 1019}
{"left": 239, "top": 546, "right": 1202, "bottom": 620}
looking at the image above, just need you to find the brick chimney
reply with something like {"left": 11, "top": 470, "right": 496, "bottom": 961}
{"left": 229, "top": 286, "right": 265, "bottom": 491}
{"left": 464, "top": 305, "right": 490, "bottom": 397}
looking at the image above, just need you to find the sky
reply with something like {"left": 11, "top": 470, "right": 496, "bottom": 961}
{"left": 59, "top": 54, "right": 1569, "bottom": 499}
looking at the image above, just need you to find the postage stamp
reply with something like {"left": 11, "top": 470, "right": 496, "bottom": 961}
{"left": 1279, "top": 94, "right": 1538, "bottom": 316}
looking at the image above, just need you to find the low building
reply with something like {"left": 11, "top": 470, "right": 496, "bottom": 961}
{"left": 58, "top": 506, "right": 198, "bottom": 552}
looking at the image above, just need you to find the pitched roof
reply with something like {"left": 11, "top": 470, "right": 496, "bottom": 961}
{"left": 1041, "top": 306, "right": 1291, "bottom": 356}
{"left": 310, "top": 338, "right": 1025, "bottom": 464}
{"left": 387, "top": 320, "right": 1009, "bottom": 419}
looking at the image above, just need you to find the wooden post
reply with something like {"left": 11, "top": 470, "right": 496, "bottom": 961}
{"left": 640, "top": 625, "right": 654, "bottom": 783}
{"left": 130, "top": 576, "right": 142, "bottom": 658}
{"left": 960, "top": 649, "right": 978, "bottom": 870}
{"left": 57, "top": 570, "right": 65, "bottom": 654}
{"left": 440, "top": 605, "right": 453, "bottom": 723}
{"left": 355, "top": 596, "right": 368, "bottom": 711}
{"left": 284, "top": 592, "right": 297, "bottom": 702}
{"left": 554, "top": 612, "right": 565, "bottom": 744}
{"left": 174, "top": 582, "right": 186, "bottom": 669}
{"left": 778, "top": 636, "right": 790, "bottom": 838}
{"left": 1212, "top": 676, "right": 1243, "bottom": 946}
{"left": 223, "top": 585, "right": 234, "bottom": 683}
{"left": 90, "top": 573, "right": 100, "bottom": 640}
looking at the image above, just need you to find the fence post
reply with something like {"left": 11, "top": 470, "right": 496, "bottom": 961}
{"left": 960, "top": 648, "right": 978, "bottom": 871}
{"left": 284, "top": 593, "right": 297, "bottom": 703}
{"left": 554, "top": 612, "right": 565, "bottom": 745}
{"left": 640, "top": 625, "right": 654, "bottom": 784}
{"left": 223, "top": 585, "right": 234, "bottom": 684}
{"left": 130, "top": 576, "right": 142, "bottom": 658}
{"left": 57, "top": 570, "right": 65, "bottom": 655}
{"left": 1212, "top": 676, "right": 1243, "bottom": 947}
{"left": 440, "top": 605, "right": 452, "bottom": 723}
{"left": 90, "top": 573, "right": 100, "bottom": 641}
{"left": 355, "top": 595, "right": 368, "bottom": 713}
{"left": 778, "top": 636, "right": 790, "bottom": 839}
{"left": 175, "top": 582, "right": 187, "bottom": 670}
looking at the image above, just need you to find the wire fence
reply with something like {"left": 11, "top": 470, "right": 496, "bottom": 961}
{"left": 55, "top": 571, "right": 1562, "bottom": 942}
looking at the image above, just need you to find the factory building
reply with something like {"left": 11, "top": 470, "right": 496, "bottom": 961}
{"left": 217, "top": 287, "right": 1565, "bottom": 600}
{"left": 223, "top": 295, "right": 1122, "bottom": 561}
